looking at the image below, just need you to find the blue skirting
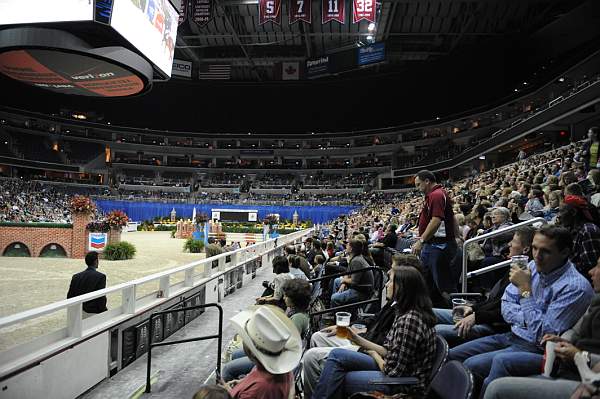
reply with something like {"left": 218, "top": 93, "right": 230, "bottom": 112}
{"left": 95, "top": 200, "right": 359, "bottom": 224}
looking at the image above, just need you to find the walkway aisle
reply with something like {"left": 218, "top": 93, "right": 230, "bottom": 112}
{"left": 82, "top": 265, "right": 274, "bottom": 399}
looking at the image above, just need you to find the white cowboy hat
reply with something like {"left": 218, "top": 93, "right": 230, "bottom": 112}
{"left": 230, "top": 305, "right": 302, "bottom": 375}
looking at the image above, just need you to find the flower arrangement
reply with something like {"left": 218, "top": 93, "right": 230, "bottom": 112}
{"left": 86, "top": 221, "right": 110, "bottom": 232}
{"left": 195, "top": 212, "right": 209, "bottom": 224}
{"left": 106, "top": 210, "right": 129, "bottom": 228}
{"left": 70, "top": 196, "right": 95, "bottom": 213}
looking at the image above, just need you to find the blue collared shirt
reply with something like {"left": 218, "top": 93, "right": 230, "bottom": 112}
{"left": 501, "top": 259, "right": 594, "bottom": 345}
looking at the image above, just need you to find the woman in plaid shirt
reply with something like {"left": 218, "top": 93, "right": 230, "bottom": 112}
{"left": 311, "top": 266, "right": 437, "bottom": 399}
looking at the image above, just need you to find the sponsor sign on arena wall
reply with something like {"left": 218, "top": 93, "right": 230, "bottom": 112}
{"left": 89, "top": 233, "right": 108, "bottom": 251}
{"left": 357, "top": 42, "right": 385, "bottom": 66}
{"left": 0, "top": 49, "right": 146, "bottom": 97}
{"left": 172, "top": 59, "right": 193, "bottom": 78}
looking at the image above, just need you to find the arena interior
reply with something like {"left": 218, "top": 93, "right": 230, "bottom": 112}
{"left": 1, "top": 1, "right": 600, "bottom": 398}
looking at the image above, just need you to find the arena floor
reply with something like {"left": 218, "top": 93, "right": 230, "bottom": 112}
{"left": 0, "top": 231, "right": 206, "bottom": 350}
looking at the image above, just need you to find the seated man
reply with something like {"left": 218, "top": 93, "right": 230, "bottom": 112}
{"left": 449, "top": 225, "right": 594, "bottom": 396}
{"left": 484, "top": 256, "right": 600, "bottom": 399}
{"left": 331, "top": 239, "right": 374, "bottom": 308}
{"left": 302, "top": 254, "right": 421, "bottom": 399}
{"left": 434, "top": 227, "right": 535, "bottom": 347}
{"left": 222, "top": 306, "right": 301, "bottom": 399}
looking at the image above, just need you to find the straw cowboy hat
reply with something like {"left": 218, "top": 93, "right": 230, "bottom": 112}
{"left": 230, "top": 305, "right": 302, "bottom": 375}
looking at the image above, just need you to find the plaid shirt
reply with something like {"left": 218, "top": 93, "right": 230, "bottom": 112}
{"left": 572, "top": 223, "right": 600, "bottom": 278}
{"left": 383, "top": 310, "right": 436, "bottom": 395}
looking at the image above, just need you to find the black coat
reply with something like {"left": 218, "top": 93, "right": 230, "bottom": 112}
{"left": 67, "top": 267, "right": 108, "bottom": 314}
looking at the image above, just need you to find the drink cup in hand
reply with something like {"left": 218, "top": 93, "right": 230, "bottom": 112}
{"left": 452, "top": 298, "right": 468, "bottom": 323}
{"left": 511, "top": 255, "right": 529, "bottom": 271}
{"left": 543, "top": 341, "right": 557, "bottom": 377}
{"left": 335, "top": 312, "right": 351, "bottom": 339}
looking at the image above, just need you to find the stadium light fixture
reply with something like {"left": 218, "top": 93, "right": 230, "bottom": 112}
{"left": 368, "top": 22, "right": 376, "bottom": 31}
{"left": 366, "top": 35, "right": 373, "bottom": 41}
{"left": 558, "top": 77, "right": 565, "bottom": 82}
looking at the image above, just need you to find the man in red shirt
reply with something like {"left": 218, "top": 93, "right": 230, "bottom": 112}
{"left": 412, "top": 170, "right": 458, "bottom": 306}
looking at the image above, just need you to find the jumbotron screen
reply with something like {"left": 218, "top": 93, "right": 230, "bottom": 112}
{"left": 110, "top": 0, "right": 178, "bottom": 77}
{"left": 0, "top": 0, "right": 94, "bottom": 25}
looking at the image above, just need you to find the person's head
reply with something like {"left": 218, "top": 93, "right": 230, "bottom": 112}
{"left": 219, "top": 239, "right": 226, "bottom": 247}
{"left": 326, "top": 242, "right": 334, "bottom": 251}
{"left": 312, "top": 239, "right": 321, "bottom": 251}
{"left": 565, "top": 182, "right": 583, "bottom": 197}
{"left": 387, "top": 224, "right": 397, "bottom": 234}
{"left": 288, "top": 255, "right": 302, "bottom": 270}
{"left": 272, "top": 255, "right": 290, "bottom": 274}
{"left": 548, "top": 190, "right": 563, "bottom": 208}
{"left": 414, "top": 170, "right": 437, "bottom": 194}
{"left": 284, "top": 245, "right": 296, "bottom": 256}
{"left": 314, "top": 254, "right": 325, "bottom": 266}
{"left": 207, "top": 237, "right": 216, "bottom": 245}
{"left": 532, "top": 225, "right": 572, "bottom": 273}
{"left": 391, "top": 253, "right": 423, "bottom": 272}
{"left": 231, "top": 305, "right": 301, "bottom": 375}
{"left": 85, "top": 251, "right": 99, "bottom": 268}
{"left": 491, "top": 207, "right": 510, "bottom": 225}
{"left": 482, "top": 213, "right": 493, "bottom": 229}
{"left": 508, "top": 226, "right": 535, "bottom": 258}
{"left": 385, "top": 266, "right": 436, "bottom": 327}
{"left": 519, "top": 182, "right": 531, "bottom": 196}
{"left": 588, "top": 126, "right": 599, "bottom": 142}
{"left": 588, "top": 169, "right": 600, "bottom": 187}
{"left": 281, "top": 278, "right": 311, "bottom": 312}
{"left": 347, "top": 238, "right": 363, "bottom": 256}
{"left": 192, "top": 385, "right": 232, "bottom": 399}
{"left": 589, "top": 257, "right": 600, "bottom": 292}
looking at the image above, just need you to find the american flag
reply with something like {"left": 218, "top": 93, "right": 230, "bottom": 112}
{"left": 199, "top": 64, "right": 231, "bottom": 80}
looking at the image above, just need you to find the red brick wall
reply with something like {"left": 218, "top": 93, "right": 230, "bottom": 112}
{"left": 0, "top": 212, "right": 92, "bottom": 258}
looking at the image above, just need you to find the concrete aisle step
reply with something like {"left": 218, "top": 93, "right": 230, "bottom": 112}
{"left": 81, "top": 266, "right": 274, "bottom": 399}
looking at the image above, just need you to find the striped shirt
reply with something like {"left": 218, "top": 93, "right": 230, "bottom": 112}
{"left": 502, "top": 259, "right": 594, "bottom": 345}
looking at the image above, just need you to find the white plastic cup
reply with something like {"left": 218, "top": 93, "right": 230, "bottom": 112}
{"left": 511, "top": 255, "right": 529, "bottom": 271}
{"left": 452, "top": 298, "right": 468, "bottom": 323}
{"left": 336, "top": 312, "right": 351, "bottom": 339}
{"left": 543, "top": 341, "right": 557, "bottom": 377}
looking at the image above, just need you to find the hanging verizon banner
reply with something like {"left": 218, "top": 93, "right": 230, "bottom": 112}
{"left": 322, "top": 0, "right": 345, "bottom": 24}
{"left": 178, "top": 0, "right": 188, "bottom": 25}
{"left": 259, "top": 0, "right": 282, "bottom": 25}
{"left": 353, "top": 0, "right": 375, "bottom": 23}
{"left": 289, "top": 0, "right": 311, "bottom": 24}
{"left": 192, "top": 0, "right": 213, "bottom": 26}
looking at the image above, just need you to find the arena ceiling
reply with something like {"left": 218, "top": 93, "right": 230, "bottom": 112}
{"left": 0, "top": 0, "right": 599, "bottom": 133}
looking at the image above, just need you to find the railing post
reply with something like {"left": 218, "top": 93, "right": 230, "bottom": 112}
{"left": 184, "top": 268, "right": 194, "bottom": 287}
{"left": 159, "top": 276, "right": 170, "bottom": 298}
{"left": 122, "top": 285, "right": 136, "bottom": 314}
{"left": 67, "top": 303, "right": 83, "bottom": 338}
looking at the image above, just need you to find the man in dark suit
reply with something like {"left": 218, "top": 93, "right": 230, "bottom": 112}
{"left": 67, "top": 251, "right": 108, "bottom": 318}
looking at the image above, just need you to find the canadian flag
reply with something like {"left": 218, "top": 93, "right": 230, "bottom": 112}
{"left": 282, "top": 62, "right": 300, "bottom": 80}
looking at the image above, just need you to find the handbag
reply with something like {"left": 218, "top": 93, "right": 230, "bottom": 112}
{"left": 465, "top": 242, "right": 485, "bottom": 262}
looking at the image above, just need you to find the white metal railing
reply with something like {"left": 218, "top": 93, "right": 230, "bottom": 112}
{"left": 461, "top": 218, "right": 546, "bottom": 292}
{"left": 0, "top": 228, "right": 313, "bottom": 377}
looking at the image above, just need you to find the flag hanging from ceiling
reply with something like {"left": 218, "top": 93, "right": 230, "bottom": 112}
{"left": 178, "top": 0, "right": 188, "bottom": 25}
{"left": 353, "top": 0, "right": 375, "bottom": 23}
{"left": 199, "top": 64, "right": 231, "bottom": 80}
{"left": 322, "top": 0, "right": 345, "bottom": 24}
{"left": 289, "top": 0, "right": 312, "bottom": 24}
{"left": 192, "top": 0, "right": 213, "bottom": 26}
{"left": 259, "top": 0, "right": 282, "bottom": 25}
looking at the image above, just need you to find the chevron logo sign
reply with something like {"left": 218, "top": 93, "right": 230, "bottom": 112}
{"left": 89, "top": 233, "right": 108, "bottom": 251}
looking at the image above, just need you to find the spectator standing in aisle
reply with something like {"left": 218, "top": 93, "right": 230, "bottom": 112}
{"left": 412, "top": 170, "right": 458, "bottom": 306}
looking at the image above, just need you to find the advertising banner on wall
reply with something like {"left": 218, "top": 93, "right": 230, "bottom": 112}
{"left": 357, "top": 42, "right": 385, "bottom": 66}
{"left": 352, "top": 0, "right": 375, "bottom": 23}
{"left": 289, "top": 0, "right": 312, "bottom": 24}
{"left": 89, "top": 233, "right": 108, "bottom": 251}
{"left": 306, "top": 56, "right": 329, "bottom": 79}
{"left": 259, "top": 0, "right": 282, "bottom": 25}
{"left": 192, "top": 0, "right": 213, "bottom": 26}
{"left": 172, "top": 59, "right": 193, "bottom": 78}
{"left": 322, "top": 0, "right": 345, "bottom": 24}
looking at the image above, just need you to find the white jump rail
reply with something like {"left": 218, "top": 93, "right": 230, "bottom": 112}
{"left": 461, "top": 218, "right": 546, "bottom": 292}
{"left": 0, "top": 228, "right": 313, "bottom": 378}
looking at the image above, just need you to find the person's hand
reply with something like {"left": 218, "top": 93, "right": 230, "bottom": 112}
{"left": 320, "top": 325, "right": 337, "bottom": 337}
{"left": 462, "top": 306, "right": 474, "bottom": 316}
{"left": 555, "top": 342, "right": 581, "bottom": 362}
{"left": 455, "top": 313, "right": 476, "bottom": 338}
{"left": 569, "top": 383, "right": 599, "bottom": 399}
{"left": 541, "top": 334, "right": 566, "bottom": 345}
{"left": 338, "top": 283, "right": 347, "bottom": 293}
{"left": 411, "top": 239, "right": 423, "bottom": 255}
{"left": 509, "top": 265, "right": 532, "bottom": 292}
